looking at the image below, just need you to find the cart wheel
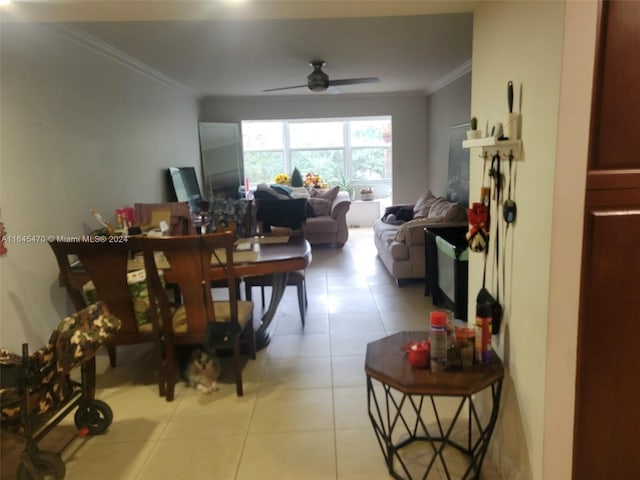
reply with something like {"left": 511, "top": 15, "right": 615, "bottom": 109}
{"left": 74, "top": 399, "right": 113, "bottom": 435}
{"left": 16, "top": 450, "right": 66, "bottom": 480}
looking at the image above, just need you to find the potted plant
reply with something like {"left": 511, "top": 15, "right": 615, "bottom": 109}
{"left": 466, "top": 117, "right": 482, "bottom": 140}
{"left": 334, "top": 173, "right": 354, "bottom": 199}
{"left": 360, "top": 186, "right": 374, "bottom": 201}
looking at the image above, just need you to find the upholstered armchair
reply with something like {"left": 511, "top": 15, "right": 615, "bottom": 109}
{"left": 304, "top": 190, "right": 351, "bottom": 247}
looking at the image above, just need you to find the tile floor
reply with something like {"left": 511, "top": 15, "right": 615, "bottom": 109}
{"left": 1, "top": 227, "right": 501, "bottom": 480}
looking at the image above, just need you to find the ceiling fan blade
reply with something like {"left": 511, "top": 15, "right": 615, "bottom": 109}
{"left": 262, "top": 84, "right": 308, "bottom": 92}
{"left": 329, "top": 77, "right": 380, "bottom": 87}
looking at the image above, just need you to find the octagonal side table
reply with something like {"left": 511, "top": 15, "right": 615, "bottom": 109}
{"left": 365, "top": 331, "right": 504, "bottom": 480}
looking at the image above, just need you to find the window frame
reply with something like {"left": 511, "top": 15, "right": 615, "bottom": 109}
{"left": 241, "top": 116, "right": 392, "bottom": 187}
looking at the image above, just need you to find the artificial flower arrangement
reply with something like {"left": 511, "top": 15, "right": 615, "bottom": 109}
{"left": 209, "top": 198, "right": 250, "bottom": 237}
{"left": 304, "top": 172, "right": 323, "bottom": 188}
{"left": 274, "top": 173, "right": 290, "bottom": 185}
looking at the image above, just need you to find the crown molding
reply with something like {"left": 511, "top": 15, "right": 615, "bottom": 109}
{"left": 426, "top": 59, "right": 472, "bottom": 96}
{"left": 47, "top": 23, "right": 199, "bottom": 98}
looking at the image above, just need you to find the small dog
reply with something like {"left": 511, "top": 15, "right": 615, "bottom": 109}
{"left": 183, "top": 347, "right": 221, "bottom": 394}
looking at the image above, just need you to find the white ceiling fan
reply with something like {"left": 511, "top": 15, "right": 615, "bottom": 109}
{"left": 263, "top": 60, "right": 380, "bottom": 93}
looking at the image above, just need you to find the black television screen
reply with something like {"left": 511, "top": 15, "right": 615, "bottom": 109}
{"left": 167, "top": 167, "right": 202, "bottom": 211}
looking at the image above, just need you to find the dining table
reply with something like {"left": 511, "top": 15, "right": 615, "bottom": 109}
{"left": 220, "top": 234, "right": 312, "bottom": 348}
{"left": 59, "top": 234, "right": 312, "bottom": 350}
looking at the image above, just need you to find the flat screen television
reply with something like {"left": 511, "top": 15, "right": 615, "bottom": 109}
{"left": 167, "top": 166, "right": 203, "bottom": 212}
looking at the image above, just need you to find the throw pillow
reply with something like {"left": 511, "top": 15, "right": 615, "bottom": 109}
{"left": 413, "top": 190, "right": 437, "bottom": 218}
{"left": 308, "top": 198, "right": 332, "bottom": 217}
{"left": 310, "top": 185, "right": 339, "bottom": 202}
{"left": 428, "top": 197, "right": 453, "bottom": 218}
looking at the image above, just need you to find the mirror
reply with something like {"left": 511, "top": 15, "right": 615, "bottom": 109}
{"left": 198, "top": 122, "right": 244, "bottom": 200}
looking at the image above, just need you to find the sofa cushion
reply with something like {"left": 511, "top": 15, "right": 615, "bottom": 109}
{"left": 394, "top": 216, "right": 442, "bottom": 242}
{"left": 373, "top": 219, "right": 399, "bottom": 239}
{"left": 305, "top": 215, "right": 337, "bottom": 233}
{"left": 441, "top": 202, "right": 467, "bottom": 222}
{"left": 308, "top": 197, "right": 332, "bottom": 217}
{"left": 413, "top": 190, "right": 438, "bottom": 218}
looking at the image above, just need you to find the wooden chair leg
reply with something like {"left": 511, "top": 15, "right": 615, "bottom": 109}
{"left": 165, "top": 346, "right": 177, "bottom": 402}
{"left": 233, "top": 338, "right": 244, "bottom": 396}
{"left": 107, "top": 345, "right": 117, "bottom": 367}
{"left": 153, "top": 338, "right": 166, "bottom": 398}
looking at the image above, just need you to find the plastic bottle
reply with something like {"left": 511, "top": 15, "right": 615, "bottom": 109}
{"left": 430, "top": 311, "right": 448, "bottom": 372}
{"left": 475, "top": 303, "right": 493, "bottom": 364}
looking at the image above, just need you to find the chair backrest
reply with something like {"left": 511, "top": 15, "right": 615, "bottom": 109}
{"left": 139, "top": 232, "right": 238, "bottom": 343}
{"left": 49, "top": 239, "right": 143, "bottom": 339}
{"left": 201, "top": 232, "right": 241, "bottom": 321}
{"left": 134, "top": 202, "right": 196, "bottom": 235}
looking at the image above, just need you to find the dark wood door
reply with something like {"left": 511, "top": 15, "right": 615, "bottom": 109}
{"left": 573, "top": 1, "right": 640, "bottom": 478}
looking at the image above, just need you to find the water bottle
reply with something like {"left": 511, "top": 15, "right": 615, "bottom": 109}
{"left": 430, "top": 311, "right": 448, "bottom": 372}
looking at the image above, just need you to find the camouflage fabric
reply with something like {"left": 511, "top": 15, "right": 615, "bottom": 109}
{"left": 1, "top": 342, "right": 74, "bottom": 433}
{"left": 0, "top": 302, "right": 120, "bottom": 434}
{"left": 52, "top": 301, "right": 121, "bottom": 373}
{"left": 83, "top": 269, "right": 162, "bottom": 327}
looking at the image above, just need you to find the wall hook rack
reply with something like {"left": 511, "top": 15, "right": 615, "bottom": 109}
{"left": 462, "top": 137, "right": 523, "bottom": 160}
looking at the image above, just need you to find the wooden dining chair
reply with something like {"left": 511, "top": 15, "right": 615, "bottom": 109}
{"left": 48, "top": 239, "right": 162, "bottom": 381}
{"left": 140, "top": 233, "right": 256, "bottom": 401}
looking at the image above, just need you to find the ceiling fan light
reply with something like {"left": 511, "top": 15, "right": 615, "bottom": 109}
{"left": 308, "top": 82, "right": 328, "bottom": 92}
{"left": 307, "top": 69, "right": 329, "bottom": 92}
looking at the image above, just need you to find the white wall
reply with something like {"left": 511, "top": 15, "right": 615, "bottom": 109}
{"left": 544, "top": 1, "right": 597, "bottom": 478}
{"left": 0, "top": 24, "right": 200, "bottom": 352}
{"left": 469, "top": 2, "right": 566, "bottom": 479}
{"left": 426, "top": 72, "right": 472, "bottom": 198}
{"left": 200, "top": 93, "right": 428, "bottom": 204}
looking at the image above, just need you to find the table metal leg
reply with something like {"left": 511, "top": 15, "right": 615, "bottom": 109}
{"left": 253, "top": 272, "right": 289, "bottom": 349}
{"left": 367, "top": 376, "right": 503, "bottom": 480}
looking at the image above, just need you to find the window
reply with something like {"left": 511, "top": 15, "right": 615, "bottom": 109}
{"left": 241, "top": 117, "right": 392, "bottom": 188}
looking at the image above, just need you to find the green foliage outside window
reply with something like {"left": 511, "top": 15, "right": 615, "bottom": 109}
{"left": 242, "top": 117, "right": 392, "bottom": 188}
{"left": 244, "top": 151, "right": 284, "bottom": 185}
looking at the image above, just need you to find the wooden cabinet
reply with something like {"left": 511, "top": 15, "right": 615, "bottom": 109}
{"left": 573, "top": 2, "right": 640, "bottom": 478}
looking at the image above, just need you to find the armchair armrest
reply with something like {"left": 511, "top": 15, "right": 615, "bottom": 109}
{"left": 331, "top": 191, "right": 351, "bottom": 219}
